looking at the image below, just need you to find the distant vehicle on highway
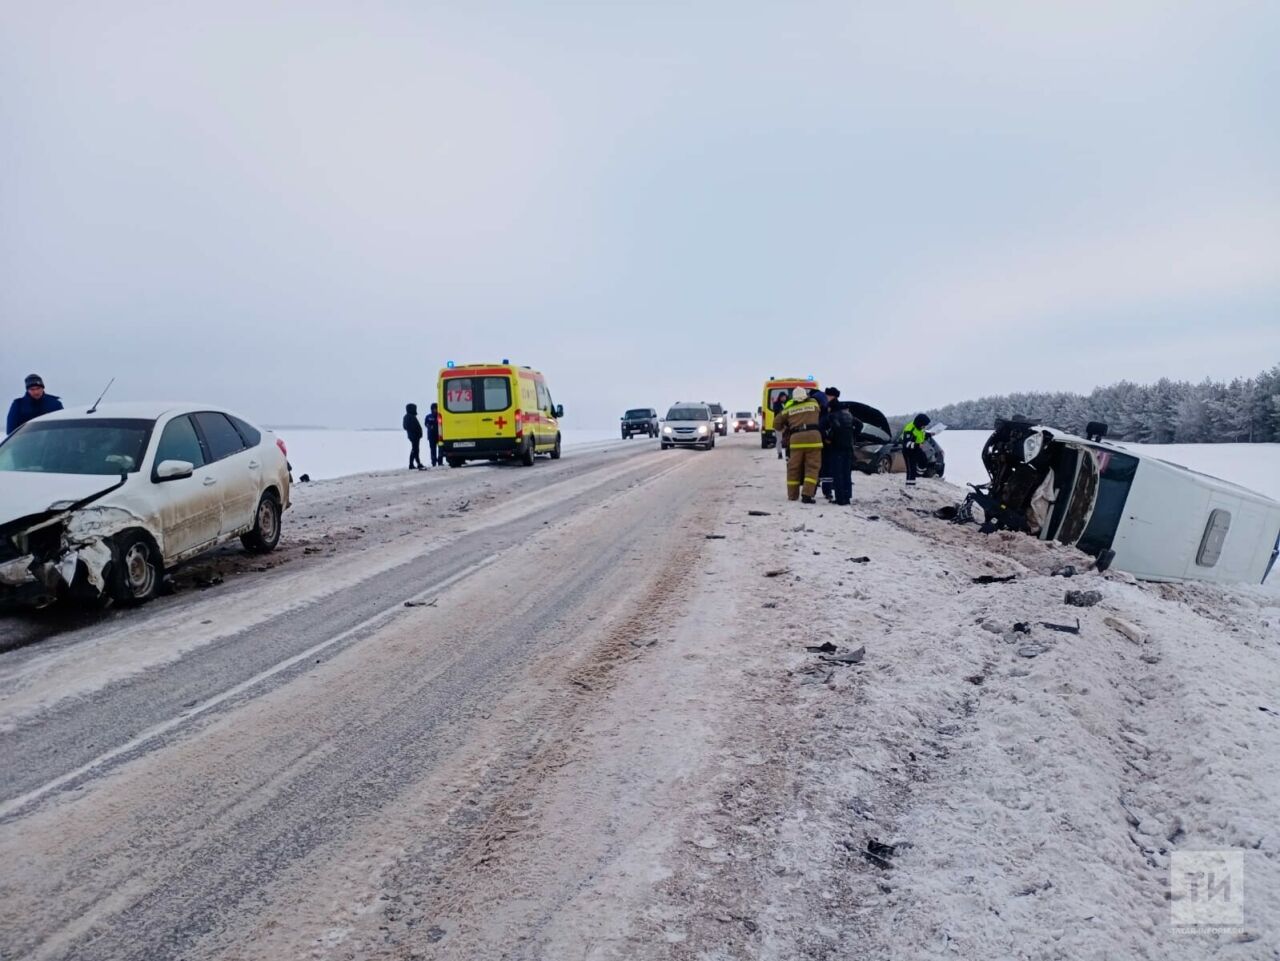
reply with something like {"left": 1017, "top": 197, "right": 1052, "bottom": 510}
{"left": 620, "top": 408, "right": 659, "bottom": 439}
{"left": 733, "top": 411, "right": 759, "bottom": 432}
{"left": 661, "top": 403, "right": 716, "bottom": 451}
{"left": 705, "top": 402, "right": 729, "bottom": 436}
{"left": 0, "top": 403, "right": 290, "bottom": 607}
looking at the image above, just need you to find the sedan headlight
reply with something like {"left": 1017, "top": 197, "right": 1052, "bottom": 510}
{"left": 697, "top": 425, "right": 708, "bottom": 435}
{"left": 662, "top": 426, "right": 673, "bottom": 435}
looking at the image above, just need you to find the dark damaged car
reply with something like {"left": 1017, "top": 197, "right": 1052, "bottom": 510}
{"left": 846, "top": 404, "right": 946, "bottom": 478}
{"left": 950, "top": 418, "right": 1280, "bottom": 585}
{"left": 0, "top": 402, "right": 291, "bottom": 607}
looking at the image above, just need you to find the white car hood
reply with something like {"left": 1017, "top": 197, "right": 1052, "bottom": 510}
{"left": 0, "top": 472, "right": 125, "bottom": 524}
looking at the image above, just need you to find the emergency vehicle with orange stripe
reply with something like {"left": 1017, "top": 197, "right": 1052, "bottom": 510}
{"left": 437, "top": 362, "right": 564, "bottom": 467}
{"left": 760, "top": 376, "right": 820, "bottom": 449}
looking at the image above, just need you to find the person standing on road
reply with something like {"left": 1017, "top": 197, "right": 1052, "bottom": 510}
{"left": 773, "top": 387, "right": 824, "bottom": 503}
{"left": 424, "top": 402, "right": 443, "bottom": 467}
{"left": 6, "top": 374, "right": 63, "bottom": 435}
{"left": 901, "top": 413, "right": 931, "bottom": 487}
{"left": 772, "top": 392, "right": 788, "bottom": 460}
{"left": 826, "top": 399, "right": 861, "bottom": 506}
{"left": 819, "top": 387, "right": 841, "bottom": 501}
{"left": 404, "top": 403, "right": 425, "bottom": 470}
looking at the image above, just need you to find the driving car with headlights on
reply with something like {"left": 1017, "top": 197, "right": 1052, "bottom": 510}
{"left": 734, "top": 410, "right": 759, "bottom": 432}
{"left": 660, "top": 403, "right": 716, "bottom": 450}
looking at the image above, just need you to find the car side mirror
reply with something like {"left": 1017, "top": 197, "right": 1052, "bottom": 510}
{"left": 554, "top": 404, "right": 564, "bottom": 418}
{"left": 155, "top": 459, "right": 195, "bottom": 482}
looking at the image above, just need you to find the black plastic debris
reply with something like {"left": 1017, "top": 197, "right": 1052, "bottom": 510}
{"left": 820, "top": 645, "right": 866, "bottom": 665}
{"left": 847, "top": 556, "right": 871, "bottom": 564}
{"left": 705, "top": 534, "right": 727, "bottom": 540}
{"left": 1040, "top": 619, "right": 1081, "bottom": 634}
{"left": 1064, "top": 589, "right": 1102, "bottom": 607}
{"left": 1011, "top": 622, "right": 1032, "bottom": 634}
{"left": 865, "top": 515, "right": 880, "bottom": 521}
{"left": 1051, "top": 564, "right": 1077, "bottom": 578}
{"left": 762, "top": 601, "right": 778, "bottom": 609}
{"left": 934, "top": 506, "right": 959, "bottom": 520}
{"left": 864, "top": 839, "right": 898, "bottom": 870}
{"left": 806, "top": 641, "right": 838, "bottom": 653}
{"left": 764, "top": 567, "right": 791, "bottom": 578}
{"left": 747, "top": 510, "right": 772, "bottom": 517}
{"left": 973, "top": 574, "right": 1018, "bottom": 584}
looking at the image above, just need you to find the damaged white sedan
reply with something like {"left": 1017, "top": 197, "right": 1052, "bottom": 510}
{"left": 0, "top": 402, "right": 290, "bottom": 607}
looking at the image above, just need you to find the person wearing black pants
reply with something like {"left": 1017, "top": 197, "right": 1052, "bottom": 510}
{"left": 425, "top": 402, "right": 443, "bottom": 467}
{"left": 404, "top": 403, "right": 426, "bottom": 470}
{"left": 901, "top": 413, "right": 931, "bottom": 486}
{"left": 825, "top": 398, "right": 859, "bottom": 506}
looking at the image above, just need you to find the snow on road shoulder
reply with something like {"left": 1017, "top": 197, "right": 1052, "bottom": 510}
{"left": 638, "top": 457, "right": 1280, "bottom": 959}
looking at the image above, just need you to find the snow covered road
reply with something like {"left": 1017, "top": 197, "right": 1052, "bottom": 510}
{"left": 1, "top": 434, "right": 1277, "bottom": 959}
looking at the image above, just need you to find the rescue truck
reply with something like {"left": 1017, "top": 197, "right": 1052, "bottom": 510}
{"left": 760, "top": 376, "right": 820, "bottom": 450}
{"left": 437, "top": 362, "right": 563, "bottom": 467}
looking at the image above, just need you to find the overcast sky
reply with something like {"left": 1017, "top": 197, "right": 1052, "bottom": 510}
{"left": 2, "top": 1, "right": 1277, "bottom": 429}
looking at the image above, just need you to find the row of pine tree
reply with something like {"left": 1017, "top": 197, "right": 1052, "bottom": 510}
{"left": 915, "top": 365, "right": 1280, "bottom": 443}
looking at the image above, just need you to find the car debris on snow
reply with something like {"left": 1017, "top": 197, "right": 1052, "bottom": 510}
{"left": 972, "top": 573, "right": 1019, "bottom": 584}
{"left": 1063, "top": 589, "right": 1102, "bottom": 607}
{"left": 1040, "top": 619, "right": 1081, "bottom": 634}
{"left": 1104, "top": 615, "right": 1147, "bottom": 644}
{"left": 764, "top": 567, "right": 791, "bottom": 577}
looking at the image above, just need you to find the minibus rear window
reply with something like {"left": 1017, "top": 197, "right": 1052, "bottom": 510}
{"left": 444, "top": 377, "right": 512, "bottom": 413}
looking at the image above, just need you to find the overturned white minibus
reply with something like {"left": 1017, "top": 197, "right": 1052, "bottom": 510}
{"left": 962, "top": 421, "right": 1280, "bottom": 585}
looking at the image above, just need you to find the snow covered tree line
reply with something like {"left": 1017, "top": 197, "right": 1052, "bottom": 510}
{"left": 912, "top": 365, "right": 1280, "bottom": 443}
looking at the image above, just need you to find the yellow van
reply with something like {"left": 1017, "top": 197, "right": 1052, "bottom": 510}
{"left": 438, "top": 363, "right": 564, "bottom": 467}
{"left": 760, "top": 376, "right": 819, "bottom": 449}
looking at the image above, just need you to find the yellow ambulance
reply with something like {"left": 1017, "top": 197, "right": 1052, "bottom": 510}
{"left": 437, "top": 362, "right": 564, "bottom": 467}
{"left": 760, "top": 376, "right": 820, "bottom": 449}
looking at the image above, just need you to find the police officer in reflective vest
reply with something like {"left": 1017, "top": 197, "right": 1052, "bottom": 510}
{"left": 901, "top": 413, "right": 931, "bottom": 486}
{"left": 773, "top": 387, "right": 824, "bottom": 503}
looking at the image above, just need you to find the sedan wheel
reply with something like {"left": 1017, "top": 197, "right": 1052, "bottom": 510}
{"left": 242, "top": 491, "right": 282, "bottom": 553}
{"left": 109, "top": 532, "right": 161, "bottom": 605}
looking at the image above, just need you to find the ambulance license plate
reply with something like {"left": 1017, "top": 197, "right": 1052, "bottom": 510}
{"left": 453, "top": 441, "right": 476, "bottom": 448}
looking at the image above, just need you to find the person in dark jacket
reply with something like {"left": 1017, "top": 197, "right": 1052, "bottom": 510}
{"left": 819, "top": 387, "right": 841, "bottom": 501}
{"left": 825, "top": 400, "right": 862, "bottom": 506}
{"left": 404, "top": 403, "right": 425, "bottom": 470}
{"left": 424, "top": 402, "right": 442, "bottom": 467}
{"left": 6, "top": 374, "right": 63, "bottom": 434}
{"left": 771, "top": 393, "right": 788, "bottom": 459}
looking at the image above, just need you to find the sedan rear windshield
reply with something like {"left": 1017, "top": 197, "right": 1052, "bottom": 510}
{"left": 443, "top": 376, "right": 512, "bottom": 413}
{"left": 667, "top": 408, "right": 709, "bottom": 421}
{"left": 0, "top": 419, "right": 154, "bottom": 475}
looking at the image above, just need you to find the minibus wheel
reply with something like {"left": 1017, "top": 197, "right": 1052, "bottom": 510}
{"left": 521, "top": 440, "right": 536, "bottom": 466}
{"left": 551, "top": 434, "right": 562, "bottom": 459}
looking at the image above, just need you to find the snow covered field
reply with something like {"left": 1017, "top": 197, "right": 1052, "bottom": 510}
{"left": 939, "top": 430, "right": 1280, "bottom": 502}
{"left": 274, "top": 427, "right": 623, "bottom": 480}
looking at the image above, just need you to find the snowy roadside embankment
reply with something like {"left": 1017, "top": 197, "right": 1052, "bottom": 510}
{"left": 644, "top": 460, "right": 1279, "bottom": 959}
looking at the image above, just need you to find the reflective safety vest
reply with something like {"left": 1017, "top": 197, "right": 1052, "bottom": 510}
{"left": 776, "top": 400, "right": 823, "bottom": 448}
{"left": 902, "top": 421, "right": 926, "bottom": 445}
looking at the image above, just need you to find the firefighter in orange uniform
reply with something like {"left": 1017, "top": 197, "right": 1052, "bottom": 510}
{"left": 773, "top": 387, "right": 824, "bottom": 503}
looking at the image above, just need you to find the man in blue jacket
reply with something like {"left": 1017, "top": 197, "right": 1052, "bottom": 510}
{"left": 6, "top": 374, "right": 63, "bottom": 434}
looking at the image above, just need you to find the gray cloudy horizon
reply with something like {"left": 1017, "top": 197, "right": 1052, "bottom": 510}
{"left": 2, "top": 2, "right": 1277, "bottom": 430}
